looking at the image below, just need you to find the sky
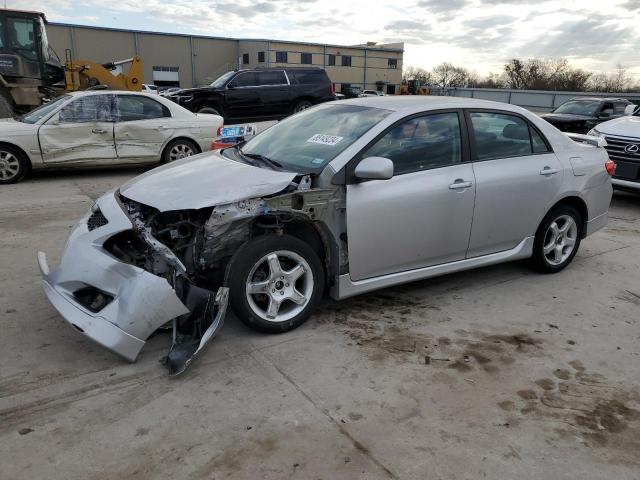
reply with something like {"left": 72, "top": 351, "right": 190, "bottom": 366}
{"left": 9, "top": 0, "right": 640, "bottom": 79}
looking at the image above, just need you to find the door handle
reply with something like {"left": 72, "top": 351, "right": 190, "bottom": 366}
{"left": 448, "top": 179, "right": 473, "bottom": 190}
{"left": 540, "top": 167, "right": 559, "bottom": 176}
{"left": 92, "top": 128, "right": 107, "bottom": 134}
{"left": 157, "top": 125, "right": 170, "bottom": 131}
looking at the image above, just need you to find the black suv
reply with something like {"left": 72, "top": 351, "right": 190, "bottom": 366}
{"left": 540, "top": 97, "right": 632, "bottom": 134}
{"left": 167, "top": 68, "right": 335, "bottom": 122}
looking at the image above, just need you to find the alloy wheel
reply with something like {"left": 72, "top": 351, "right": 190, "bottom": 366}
{"left": 169, "top": 143, "right": 195, "bottom": 161}
{"left": 245, "top": 250, "right": 314, "bottom": 322}
{"left": 543, "top": 214, "right": 578, "bottom": 266}
{"left": 0, "top": 150, "right": 20, "bottom": 181}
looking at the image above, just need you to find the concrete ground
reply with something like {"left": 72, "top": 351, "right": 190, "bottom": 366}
{"left": 1, "top": 167, "right": 639, "bottom": 480}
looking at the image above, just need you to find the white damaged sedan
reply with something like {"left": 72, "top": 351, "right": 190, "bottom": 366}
{"left": 38, "top": 97, "right": 613, "bottom": 375}
{"left": 0, "top": 90, "right": 222, "bottom": 183}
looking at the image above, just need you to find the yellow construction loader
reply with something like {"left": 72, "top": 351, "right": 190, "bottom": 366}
{"left": 0, "top": 8, "right": 142, "bottom": 117}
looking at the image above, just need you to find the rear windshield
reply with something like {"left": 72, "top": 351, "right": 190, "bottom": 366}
{"left": 553, "top": 100, "right": 601, "bottom": 116}
{"left": 240, "top": 103, "right": 390, "bottom": 172}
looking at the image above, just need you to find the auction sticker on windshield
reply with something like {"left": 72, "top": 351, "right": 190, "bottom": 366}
{"left": 307, "top": 134, "right": 344, "bottom": 146}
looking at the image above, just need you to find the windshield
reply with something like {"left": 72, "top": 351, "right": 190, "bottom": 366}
{"left": 210, "top": 71, "right": 236, "bottom": 88}
{"left": 239, "top": 104, "right": 391, "bottom": 172}
{"left": 19, "top": 95, "right": 70, "bottom": 124}
{"left": 553, "top": 100, "right": 601, "bottom": 116}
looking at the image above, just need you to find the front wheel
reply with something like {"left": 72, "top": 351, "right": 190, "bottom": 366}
{"left": 226, "top": 234, "right": 325, "bottom": 333}
{"left": 0, "top": 145, "right": 28, "bottom": 184}
{"left": 531, "top": 205, "right": 582, "bottom": 273}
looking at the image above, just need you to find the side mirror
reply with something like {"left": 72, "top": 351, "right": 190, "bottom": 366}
{"left": 354, "top": 156, "right": 394, "bottom": 181}
{"left": 624, "top": 104, "right": 637, "bottom": 116}
{"left": 227, "top": 83, "right": 236, "bottom": 89}
{"left": 599, "top": 111, "right": 611, "bottom": 119}
{"left": 47, "top": 112, "right": 60, "bottom": 125}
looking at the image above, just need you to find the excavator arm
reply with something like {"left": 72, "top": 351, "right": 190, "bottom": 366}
{"left": 64, "top": 53, "right": 143, "bottom": 92}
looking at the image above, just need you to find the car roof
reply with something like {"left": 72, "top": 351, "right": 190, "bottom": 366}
{"left": 340, "top": 96, "right": 528, "bottom": 113}
{"left": 567, "top": 97, "right": 629, "bottom": 102}
{"left": 67, "top": 90, "right": 161, "bottom": 98}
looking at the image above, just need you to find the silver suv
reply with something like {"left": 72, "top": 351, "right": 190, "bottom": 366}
{"left": 39, "top": 97, "right": 613, "bottom": 373}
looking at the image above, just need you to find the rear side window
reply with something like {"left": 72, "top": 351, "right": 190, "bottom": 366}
{"left": 59, "top": 95, "right": 113, "bottom": 123}
{"left": 469, "top": 112, "right": 550, "bottom": 160}
{"left": 258, "top": 71, "right": 286, "bottom": 85}
{"left": 614, "top": 102, "right": 628, "bottom": 114}
{"left": 362, "top": 112, "right": 462, "bottom": 175}
{"left": 289, "top": 69, "right": 327, "bottom": 84}
{"left": 116, "top": 95, "right": 170, "bottom": 122}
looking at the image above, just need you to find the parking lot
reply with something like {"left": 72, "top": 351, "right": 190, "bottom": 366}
{"left": 0, "top": 168, "right": 638, "bottom": 479}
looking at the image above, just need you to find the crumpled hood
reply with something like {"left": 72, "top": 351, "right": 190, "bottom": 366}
{"left": 595, "top": 115, "right": 640, "bottom": 138}
{"left": 120, "top": 151, "right": 297, "bottom": 212}
{"left": 541, "top": 113, "right": 592, "bottom": 123}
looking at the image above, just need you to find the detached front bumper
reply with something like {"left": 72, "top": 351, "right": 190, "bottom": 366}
{"left": 37, "top": 192, "right": 227, "bottom": 370}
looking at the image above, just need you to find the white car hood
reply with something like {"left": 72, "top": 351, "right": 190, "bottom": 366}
{"left": 0, "top": 118, "right": 37, "bottom": 135}
{"left": 596, "top": 116, "right": 640, "bottom": 138}
{"left": 120, "top": 150, "right": 297, "bottom": 211}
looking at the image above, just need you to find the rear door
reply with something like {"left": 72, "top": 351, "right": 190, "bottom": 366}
{"left": 225, "top": 72, "right": 262, "bottom": 119}
{"left": 346, "top": 110, "right": 476, "bottom": 280}
{"left": 113, "top": 94, "right": 174, "bottom": 163}
{"left": 466, "top": 110, "right": 563, "bottom": 258}
{"left": 38, "top": 94, "right": 116, "bottom": 165}
{"left": 256, "top": 70, "right": 290, "bottom": 116}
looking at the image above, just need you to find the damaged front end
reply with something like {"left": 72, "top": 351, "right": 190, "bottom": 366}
{"left": 38, "top": 190, "right": 229, "bottom": 376}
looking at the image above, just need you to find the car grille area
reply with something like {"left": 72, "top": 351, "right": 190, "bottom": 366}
{"left": 87, "top": 208, "right": 109, "bottom": 231}
{"left": 604, "top": 136, "right": 640, "bottom": 182}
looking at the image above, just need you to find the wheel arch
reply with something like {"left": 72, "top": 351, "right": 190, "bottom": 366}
{"left": 0, "top": 141, "right": 32, "bottom": 171}
{"left": 161, "top": 135, "right": 202, "bottom": 158}
{"left": 546, "top": 195, "right": 589, "bottom": 237}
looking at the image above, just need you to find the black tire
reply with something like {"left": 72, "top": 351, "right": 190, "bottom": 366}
{"left": 0, "top": 144, "right": 29, "bottom": 184}
{"left": 225, "top": 234, "right": 325, "bottom": 333}
{"left": 293, "top": 100, "right": 313, "bottom": 113}
{"left": 530, "top": 204, "right": 583, "bottom": 273}
{"left": 0, "top": 94, "right": 13, "bottom": 119}
{"left": 161, "top": 138, "right": 200, "bottom": 163}
{"left": 197, "top": 106, "right": 222, "bottom": 116}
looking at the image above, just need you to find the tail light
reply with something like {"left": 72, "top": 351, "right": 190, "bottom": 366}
{"left": 330, "top": 82, "right": 335, "bottom": 97}
{"left": 216, "top": 125, "right": 223, "bottom": 136}
{"left": 605, "top": 159, "right": 615, "bottom": 176}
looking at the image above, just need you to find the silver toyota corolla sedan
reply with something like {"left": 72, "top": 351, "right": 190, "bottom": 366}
{"left": 38, "top": 97, "right": 613, "bottom": 374}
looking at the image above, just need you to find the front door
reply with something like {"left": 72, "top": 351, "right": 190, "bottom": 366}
{"left": 113, "top": 94, "right": 175, "bottom": 163}
{"left": 38, "top": 94, "right": 116, "bottom": 165}
{"left": 225, "top": 71, "right": 262, "bottom": 119}
{"left": 346, "top": 111, "right": 476, "bottom": 281}
{"left": 466, "top": 110, "right": 564, "bottom": 257}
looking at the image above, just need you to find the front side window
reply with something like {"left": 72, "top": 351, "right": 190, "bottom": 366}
{"left": 614, "top": 102, "right": 628, "bottom": 114}
{"left": 59, "top": 95, "right": 113, "bottom": 123}
{"left": 470, "top": 112, "right": 549, "bottom": 160}
{"left": 258, "top": 71, "right": 286, "bottom": 85}
{"left": 232, "top": 72, "right": 258, "bottom": 87}
{"left": 115, "top": 95, "right": 170, "bottom": 122}
{"left": 341, "top": 55, "right": 352, "bottom": 67}
{"left": 276, "top": 51, "right": 288, "bottom": 63}
{"left": 240, "top": 104, "right": 390, "bottom": 172}
{"left": 362, "top": 112, "right": 462, "bottom": 175}
{"left": 210, "top": 71, "right": 235, "bottom": 88}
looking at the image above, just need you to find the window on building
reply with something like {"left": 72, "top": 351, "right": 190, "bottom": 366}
{"left": 388, "top": 58, "right": 397, "bottom": 69}
{"left": 362, "top": 113, "right": 462, "bottom": 175}
{"left": 242, "top": 53, "right": 249, "bottom": 65}
{"left": 301, "top": 52, "right": 312, "bottom": 65}
{"left": 341, "top": 55, "right": 352, "bottom": 67}
{"left": 258, "top": 51, "right": 265, "bottom": 63}
{"left": 327, "top": 54, "right": 336, "bottom": 66}
{"left": 152, "top": 66, "right": 180, "bottom": 87}
{"left": 276, "top": 51, "right": 288, "bottom": 63}
{"left": 386, "top": 85, "right": 396, "bottom": 94}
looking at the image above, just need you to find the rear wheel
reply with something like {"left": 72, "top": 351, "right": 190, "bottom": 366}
{"left": 531, "top": 205, "right": 582, "bottom": 273}
{"left": 162, "top": 138, "right": 199, "bottom": 163}
{"left": 0, "top": 145, "right": 28, "bottom": 184}
{"left": 293, "top": 100, "right": 312, "bottom": 113}
{"left": 198, "top": 106, "right": 221, "bottom": 116}
{"left": 226, "top": 234, "right": 325, "bottom": 333}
